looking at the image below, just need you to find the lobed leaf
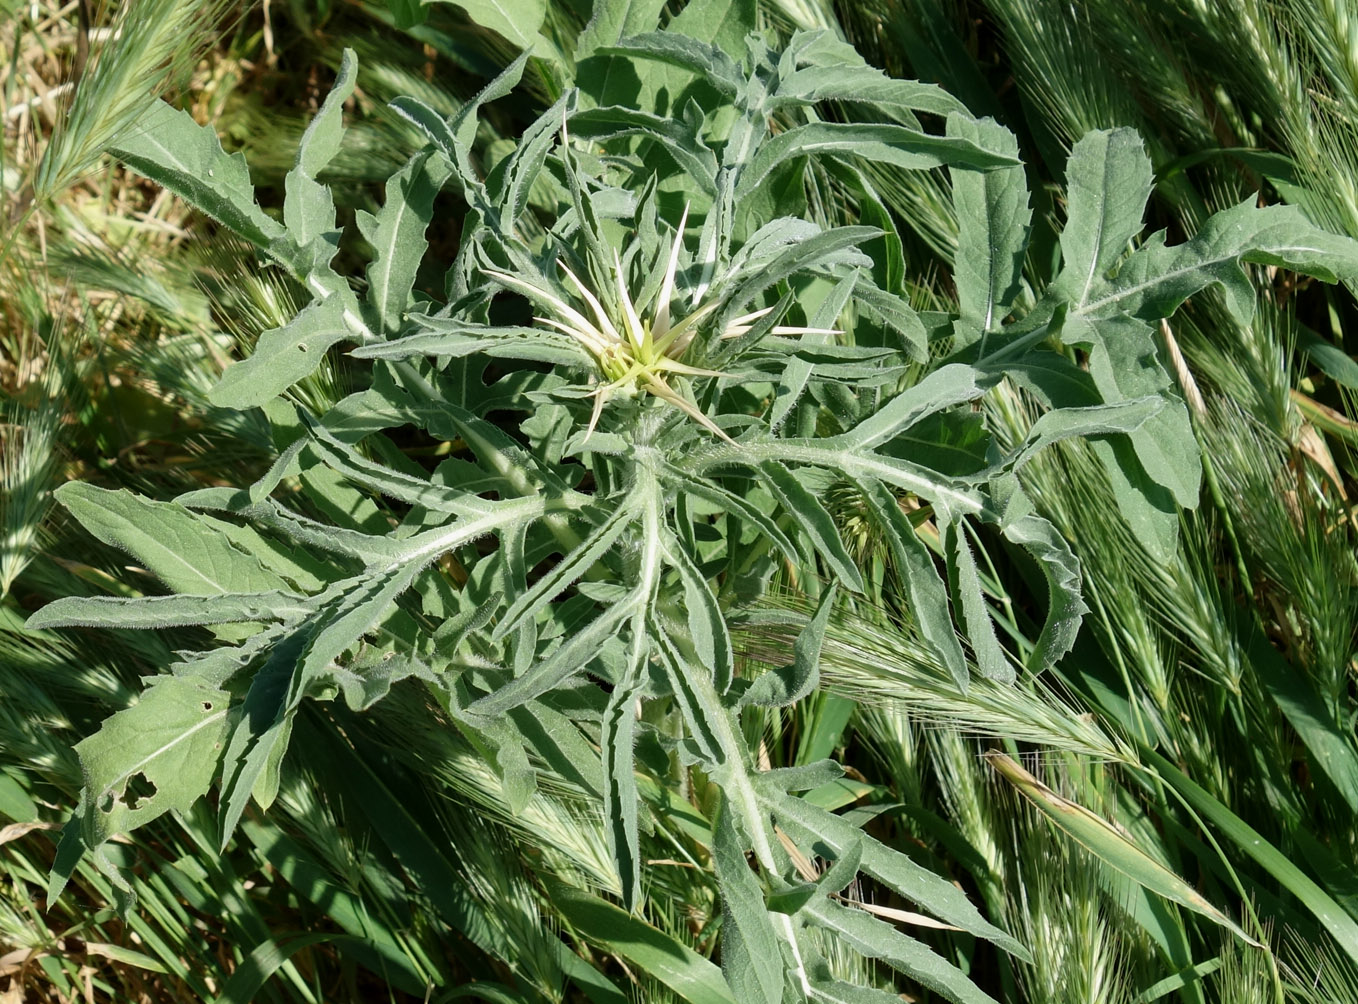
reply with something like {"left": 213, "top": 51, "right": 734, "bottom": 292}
{"left": 108, "top": 103, "right": 290, "bottom": 268}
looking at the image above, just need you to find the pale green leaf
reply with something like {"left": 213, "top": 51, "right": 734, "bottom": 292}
{"left": 1063, "top": 314, "right": 1202, "bottom": 509}
{"left": 945, "top": 520, "right": 1012, "bottom": 684}
{"left": 948, "top": 114, "right": 1029, "bottom": 334}
{"left": 741, "top": 584, "right": 836, "bottom": 707}
{"left": 773, "top": 32, "right": 964, "bottom": 118}
{"left": 427, "top": 0, "right": 545, "bottom": 50}
{"left": 1002, "top": 397, "right": 1165, "bottom": 475}
{"left": 663, "top": 531, "right": 735, "bottom": 694}
{"left": 494, "top": 502, "right": 634, "bottom": 640}
{"left": 1056, "top": 128, "right": 1153, "bottom": 309}
{"left": 26, "top": 591, "right": 308, "bottom": 630}
{"left": 1078, "top": 200, "right": 1358, "bottom": 325}
{"left": 467, "top": 599, "right": 635, "bottom": 716}
{"left": 758, "top": 461, "right": 864, "bottom": 592}
{"left": 108, "top": 102, "right": 291, "bottom": 269}
{"left": 601, "top": 659, "right": 644, "bottom": 909}
{"left": 601, "top": 34, "right": 742, "bottom": 95}
{"left": 282, "top": 49, "right": 357, "bottom": 256}
{"left": 995, "top": 511, "right": 1086, "bottom": 676}
{"left": 833, "top": 363, "right": 989, "bottom": 452}
{"left": 353, "top": 319, "right": 592, "bottom": 368}
{"left": 737, "top": 122, "right": 1020, "bottom": 204}
{"left": 712, "top": 797, "right": 784, "bottom": 1004}
{"left": 569, "top": 107, "right": 719, "bottom": 192}
{"left": 356, "top": 151, "right": 452, "bottom": 335}
{"left": 75, "top": 676, "right": 230, "bottom": 844}
{"left": 52, "top": 483, "right": 290, "bottom": 596}
{"left": 210, "top": 294, "right": 362, "bottom": 409}
{"left": 855, "top": 478, "right": 968, "bottom": 690}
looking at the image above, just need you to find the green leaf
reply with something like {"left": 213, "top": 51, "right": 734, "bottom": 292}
{"left": 720, "top": 226, "right": 878, "bottom": 329}
{"left": 852, "top": 279, "right": 929, "bottom": 358}
{"left": 800, "top": 896, "right": 1001, "bottom": 1004}
{"left": 427, "top": 0, "right": 545, "bottom": 50}
{"left": 1244, "top": 625, "right": 1358, "bottom": 814}
{"left": 948, "top": 114, "right": 1029, "bottom": 335}
{"left": 50, "top": 483, "right": 289, "bottom": 596}
{"left": 757, "top": 461, "right": 863, "bottom": 592}
{"left": 299, "top": 414, "right": 497, "bottom": 517}
{"left": 664, "top": 0, "right": 754, "bottom": 60}
{"left": 855, "top": 478, "right": 968, "bottom": 690}
{"left": 761, "top": 786, "right": 1026, "bottom": 956}
{"left": 669, "top": 473, "right": 800, "bottom": 567}
{"left": 107, "top": 102, "right": 290, "bottom": 268}
{"left": 991, "top": 753, "right": 1263, "bottom": 946}
{"left": 549, "top": 881, "right": 737, "bottom": 1004}
{"left": 1132, "top": 959, "right": 1223, "bottom": 1004}
{"left": 741, "top": 583, "right": 836, "bottom": 707}
{"left": 389, "top": 53, "right": 532, "bottom": 223}
{"left": 1055, "top": 128, "right": 1153, "bottom": 310}
{"left": 300, "top": 563, "right": 426, "bottom": 676}
{"left": 27, "top": 591, "right": 308, "bottom": 630}
{"left": 493, "top": 93, "right": 571, "bottom": 232}
{"left": 217, "top": 631, "right": 306, "bottom": 846}
{"left": 712, "top": 797, "right": 784, "bottom": 1004}
{"left": 74, "top": 676, "right": 230, "bottom": 845}
{"left": 211, "top": 933, "right": 382, "bottom": 1004}
{"left": 1298, "top": 325, "right": 1358, "bottom": 389}
{"left": 576, "top": 0, "right": 666, "bottom": 61}
{"left": 736, "top": 122, "right": 1020, "bottom": 204}
{"left": 326, "top": 652, "right": 441, "bottom": 712}
{"left": 356, "top": 151, "right": 453, "bottom": 335}
{"left": 1002, "top": 397, "right": 1165, "bottom": 475}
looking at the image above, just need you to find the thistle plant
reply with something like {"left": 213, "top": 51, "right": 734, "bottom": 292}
{"left": 25, "top": 6, "right": 1358, "bottom": 1001}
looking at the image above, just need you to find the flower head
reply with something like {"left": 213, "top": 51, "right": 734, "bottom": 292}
{"left": 483, "top": 205, "right": 836, "bottom": 442}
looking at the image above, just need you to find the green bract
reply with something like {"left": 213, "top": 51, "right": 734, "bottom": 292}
{"left": 27, "top": 10, "right": 1358, "bottom": 1003}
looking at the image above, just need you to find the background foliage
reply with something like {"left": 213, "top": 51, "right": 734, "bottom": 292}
{"left": 4, "top": 1, "right": 1358, "bottom": 1002}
